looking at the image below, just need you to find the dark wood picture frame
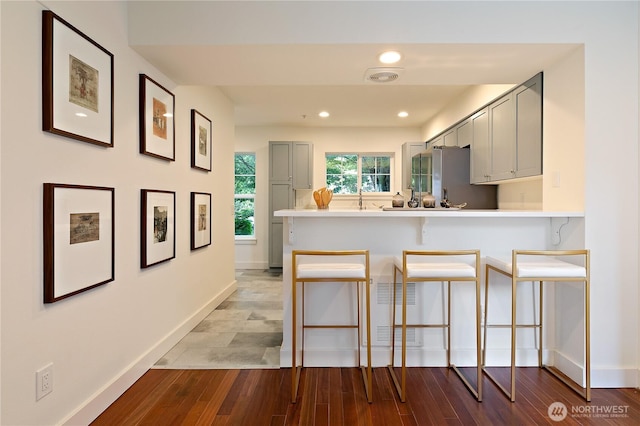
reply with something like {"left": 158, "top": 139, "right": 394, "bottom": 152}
{"left": 43, "top": 183, "right": 115, "bottom": 303}
{"left": 190, "top": 192, "right": 212, "bottom": 250}
{"left": 191, "top": 109, "right": 212, "bottom": 171}
{"left": 139, "top": 74, "right": 175, "bottom": 161}
{"left": 42, "top": 10, "right": 114, "bottom": 147}
{"left": 141, "top": 189, "right": 176, "bottom": 268}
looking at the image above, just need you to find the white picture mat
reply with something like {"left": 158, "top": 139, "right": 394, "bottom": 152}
{"left": 53, "top": 187, "right": 113, "bottom": 298}
{"left": 192, "top": 193, "right": 211, "bottom": 248}
{"left": 193, "top": 112, "right": 212, "bottom": 170}
{"left": 143, "top": 80, "right": 174, "bottom": 159}
{"left": 52, "top": 18, "right": 111, "bottom": 143}
{"left": 145, "top": 191, "right": 175, "bottom": 265}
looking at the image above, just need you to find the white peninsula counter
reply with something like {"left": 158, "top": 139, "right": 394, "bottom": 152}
{"left": 275, "top": 208, "right": 586, "bottom": 372}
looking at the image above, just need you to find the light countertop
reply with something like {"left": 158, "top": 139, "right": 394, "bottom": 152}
{"left": 274, "top": 208, "right": 584, "bottom": 218}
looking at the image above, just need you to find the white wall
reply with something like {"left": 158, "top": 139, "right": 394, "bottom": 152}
{"left": 0, "top": 2, "right": 236, "bottom": 425}
{"left": 235, "top": 126, "right": 422, "bottom": 269}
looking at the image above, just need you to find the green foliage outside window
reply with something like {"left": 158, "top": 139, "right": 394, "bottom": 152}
{"left": 325, "top": 154, "right": 391, "bottom": 194}
{"left": 326, "top": 154, "right": 358, "bottom": 194}
{"left": 235, "top": 153, "right": 255, "bottom": 236}
{"left": 234, "top": 199, "right": 254, "bottom": 235}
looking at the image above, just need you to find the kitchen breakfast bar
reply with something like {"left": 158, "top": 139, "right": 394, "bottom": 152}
{"left": 275, "top": 208, "right": 588, "bottom": 391}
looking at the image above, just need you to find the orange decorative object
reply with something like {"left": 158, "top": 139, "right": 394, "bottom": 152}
{"left": 313, "top": 187, "right": 333, "bottom": 209}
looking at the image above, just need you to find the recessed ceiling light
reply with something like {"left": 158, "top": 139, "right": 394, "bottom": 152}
{"left": 379, "top": 51, "right": 402, "bottom": 64}
{"left": 398, "top": 111, "right": 409, "bottom": 118}
{"left": 318, "top": 111, "right": 330, "bottom": 118}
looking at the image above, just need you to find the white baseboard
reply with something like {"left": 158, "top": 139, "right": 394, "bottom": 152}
{"left": 590, "top": 366, "right": 639, "bottom": 388}
{"left": 62, "top": 280, "right": 238, "bottom": 426}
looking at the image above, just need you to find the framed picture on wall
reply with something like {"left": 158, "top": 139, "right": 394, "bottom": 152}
{"left": 43, "top": 183, "right": 115, "bottom": 303}
{"left": 139, "top": 74, "right": 175, "bottom": 161}
{"left": 191, "top": 109, "right": 212, "bottom": 171}
{"left": 190, "top": 192, "right": 212, "bottom": 250}
{"left": 141, "top": 189, "right": 176, "bottom": 268}
{"left": 42, "top": 11, "right": 114, "bottom": 147}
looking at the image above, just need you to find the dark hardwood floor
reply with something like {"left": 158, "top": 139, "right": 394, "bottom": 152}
{"left": 92, "top": 367, "right": 640, "bottom": 425}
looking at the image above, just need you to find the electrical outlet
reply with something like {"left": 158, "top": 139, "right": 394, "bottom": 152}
{"left": 36, "top": 363, "right": 53, "bottom": 400}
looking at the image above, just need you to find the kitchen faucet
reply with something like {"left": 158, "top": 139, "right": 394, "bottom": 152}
{"left": 358, "top": 187, "right": 363, "bottom": 210}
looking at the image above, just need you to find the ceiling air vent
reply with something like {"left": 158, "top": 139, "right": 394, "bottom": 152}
{"left": 364, "top": 67, "right": 404, "bottom": 83}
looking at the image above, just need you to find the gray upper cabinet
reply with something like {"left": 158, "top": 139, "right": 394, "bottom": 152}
{"left": 514, "top": 74, "right": 542, "bottom": 178}
{"left": 488, "top": 92, "right": 516, "bottom": 181}
{"left": 456, "top": 118, "right": 472, "bottom": 148}
{"left": 402, "top": 142, "right": 426, "bottom": 191}
{"left": 269, "top": 142, "right": 293, "bottom": 182}
{"left": 269, "top": 141, "right": 313, "bottom": 268}
{"left": 487, "top": 73, "right": 543, "bottom": 182}
{"left": 292, "top": 142, "right": 313, "bottom": 189}
{"left": 430, "top": 135, "right": 444, "bottom": 147}
{"left": 269, "top": 141, "right": 313, "bottom": 188}
{"left": 470, "top": 109, "right": 490, "bottom": 183}
{"left": 443, "top": 128, "right": 457, "bottom": 147}
{"left": 470, "top": 72, "right": 543, "bottom": 183}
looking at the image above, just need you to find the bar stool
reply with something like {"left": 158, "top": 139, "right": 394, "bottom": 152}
{"left": 291, "top": 250, "right": 372, "bottom": 403}
{"left": 387, "top": 250, "right": 482, "bottom": 402}
{"left": 482, "top": 249, "right": 590, "bottom": 402}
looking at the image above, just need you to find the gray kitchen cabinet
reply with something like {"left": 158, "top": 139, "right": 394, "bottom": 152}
{"left": 443, "top": 128, "right": 457, "bottom": 147}
{"left": 270, "top": 141, "right": 313, "bottom": 189}
{"left": 430, "top": 135, "right": 444, "bottom": 147}
{"left": 488, "top": 93, "right": 516, "bottom": 181}
{"left": 472, "top": 73, "right": 542, "bottom": 183}
{"left": 417, "top": 73, "right": 542, "bottom": 186}
{"left": 470, "top": 108, "right": 491, "bottom": 183}
{"left": 292, "top": 142, "right": 313, "bottom": 189}
{"left": 513, "top": 73, "right": 542, "bottom": 178}
{"left": 402, "top": 141, "right": 426, "bottom": 191}
{"left": 269, "top": 141, "right": 313, "bottom": 268}
{"left": 456, "top": 118, "right": 472, "bottom": 147}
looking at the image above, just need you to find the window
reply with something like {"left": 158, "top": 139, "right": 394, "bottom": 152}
{"left": 234, "top": 153, "right": 255, "bottom": 238}
{"left": 325, "top": 153, "right": 392, "bottom": 194}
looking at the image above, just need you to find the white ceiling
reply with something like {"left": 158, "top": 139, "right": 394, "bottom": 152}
{"left": 132, "top": 43, "right": 578, "bottom": 128}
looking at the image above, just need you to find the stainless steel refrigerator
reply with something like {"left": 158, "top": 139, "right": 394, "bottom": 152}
{"left": 412, "top": 146, "right": 497, "bottom": 209}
